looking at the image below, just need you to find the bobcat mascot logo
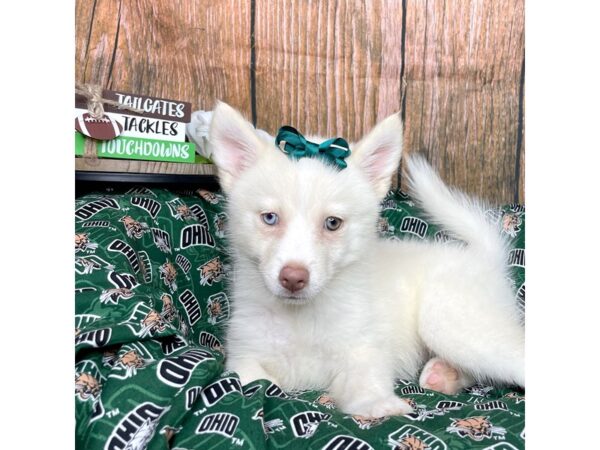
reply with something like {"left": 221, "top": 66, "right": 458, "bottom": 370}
{"left": 392, "top": 435, "right": 431, "bottom": 450}
{"left": 206, "top": 293, "right": 229, "bottom": 325}
{"left": 446, "top": 416, "right": 506, "bottom": 441}
{"left": 403, "top": 398, "right": 456, "bottom": 422}
{"left": 504, "top": 392, "right": 525, "bottom": 404}
{"left": 167, "top": 198, "right": 207, "bottom": 225}
{"left": 114, "top": 349, "right": 146, "bottom": 378}
{"left": 75, "top": 373, "right": 101, "bottom": 400}
{"left": 141, "top": 310, "right": 168, "bottom": 337}
{"left": 100, "top": 287, "right": 135, "bottom": 305}
{"left": 196, "top": 189, "right": 220, "bottom": 204}
{"left": 199, "top": 257, "right": 224, "bottom": 286}
{"left": 351, "top": 414, "right": 388, "bottom": 430}
{"left": 120, "top": 215, "right": 150, "bottom": 239}
{"left": 316, "top": 394, "right": 336, "bottom": 409}
{"left": 388, "top": 425, "right": 447, "bottom": 450}
{"left": 213, "top": 213, "right": 227, "bottom": 238}
{"left": 75, "top": 233, "right": 98, "bottom": 253}
{"left": 75, "top": 256, "right": 105, "bottom": 275}
{"left": 377, "top": 217, "right": 396, "bottom": 236}
{"left": 174, "top": 204, "right": 194, "bottom": 221}
{"left": 208, "top": 299, "right": 223, "bottom": 323}
{"left": 118, "top": 350, "right": 145, "bottom": 369}
{"left": 160, "top": 293, "right": 178, "bottom": 323}
{"left": 501, "top": 211, "right": 523, "bottom": 238}
{"left": 464, "top": 384, "right": 494, "bottom": 397}
{"left": 159, "top": 261, "right": 178, "bottom": 292}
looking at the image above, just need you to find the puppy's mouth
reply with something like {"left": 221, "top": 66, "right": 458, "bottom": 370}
{"left": 266, "top": 284, "right": 316, "bottom": 305}
{"left": 278, "top": 287, "right": 314, "bottom": 302}
{"left": 279, "top": 295, "right": 311, "bottom": 305}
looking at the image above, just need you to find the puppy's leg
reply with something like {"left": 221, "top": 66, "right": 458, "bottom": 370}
{"left": 227, "top": 358, "right": 280, "bottom": 386}
{"left": 329, "top": 348, "right": 414, "bottom": 418}
{"left": 418, "top": 277, "right": 524, "bottom": 388}
{"left": 419, "top": 357, "right": 474, "bottom": 394}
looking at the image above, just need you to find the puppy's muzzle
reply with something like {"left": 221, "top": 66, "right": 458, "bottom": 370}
{"left": 278, "top": 264, "right": 310, "bottom": 293}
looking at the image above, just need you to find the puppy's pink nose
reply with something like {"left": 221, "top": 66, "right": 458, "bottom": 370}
{"left": 279, "top": 265, "right": 310, "bottom": 293}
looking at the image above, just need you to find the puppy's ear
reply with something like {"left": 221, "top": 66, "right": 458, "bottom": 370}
{"left": 209, "top": 101, "right": 265, "bottom": 192}
{"left": 350, "top": 113, "right": 403, "bottom": 198}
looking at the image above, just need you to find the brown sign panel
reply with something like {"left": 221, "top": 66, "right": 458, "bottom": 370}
{"left": 75, "top": 89, "right": 192, "bottom": 123}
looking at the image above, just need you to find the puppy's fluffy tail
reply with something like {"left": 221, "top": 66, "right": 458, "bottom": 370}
{"left": 404, "top": 154, "right": 508, "bottom": 267}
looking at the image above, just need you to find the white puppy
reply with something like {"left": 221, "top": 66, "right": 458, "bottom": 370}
{"left": 208, "top": 102, "right": 524, "bottom": 418}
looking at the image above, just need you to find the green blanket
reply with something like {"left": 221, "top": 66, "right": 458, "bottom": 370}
{"left": 75, "top": 187, "right": 525, "bottom": 450}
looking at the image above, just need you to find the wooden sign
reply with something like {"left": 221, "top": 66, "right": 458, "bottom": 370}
{"left": 75, "top": 89, "right": 192, "bottom": 143}
{"left": 75, "top": 88, "right": 197, "bottom": 163}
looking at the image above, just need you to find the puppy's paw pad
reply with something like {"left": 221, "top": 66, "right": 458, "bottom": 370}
{"left": 419, "top": 358, "right": 462, "bottom": 395}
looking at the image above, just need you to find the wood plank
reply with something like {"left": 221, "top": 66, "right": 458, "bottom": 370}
{"left": 253, "top": 0, "right": 404, "bottom": 142}
{"left": 402, "top": 0, "right": 525, "bottom": 204}
{"left": 75, "top": 0, "right": 97, "bottom": 83}
{"left": 77, "top": 0, "right": 121, "bottom": 85}
{"left": 518, "top": 83, "right": 525, "bottom": 205}
{"left": 76, "top": 0, "right": 253, "bottom": 117}
{"left": 76, "top": 157, "right": 217, "bottom": 176}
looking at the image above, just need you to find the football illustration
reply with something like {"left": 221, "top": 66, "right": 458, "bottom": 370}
{"left": 75, "top": 112, "right": 123, "bottom": 140}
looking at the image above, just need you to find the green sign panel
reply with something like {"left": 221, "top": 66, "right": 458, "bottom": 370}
{"left": 96, "top": 135, "right": 196, "bottom": 163}
{"left": 75, "top": 131, "right": 86, "bottom": 156}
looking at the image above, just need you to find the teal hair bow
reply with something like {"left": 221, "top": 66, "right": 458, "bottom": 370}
{"left": 275, "top": 126, "right": 351, "bottom": 170}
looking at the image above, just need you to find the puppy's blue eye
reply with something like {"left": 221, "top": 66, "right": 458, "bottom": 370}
{"left": 325, "top": 216, "right": 343, "bottom": 231}
{"left": 261, "top": 212, "right": 279, "bottom": 226}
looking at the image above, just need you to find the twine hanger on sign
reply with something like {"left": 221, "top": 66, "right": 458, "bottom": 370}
{"left": 75, "top": 83, "right": 145, "bottom": 159}
{"left": 75, "top": 83, "right": 145, "bottom": 118}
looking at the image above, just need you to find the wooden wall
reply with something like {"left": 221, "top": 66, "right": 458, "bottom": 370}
{"left": 76, "top": 0, "right": 525, "bottom": 204}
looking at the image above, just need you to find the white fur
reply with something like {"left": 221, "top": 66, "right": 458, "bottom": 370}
{"left": 209, "top": 103, "right": 524, "bottom": 418}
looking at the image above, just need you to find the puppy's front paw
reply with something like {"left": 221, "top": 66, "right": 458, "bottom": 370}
{"left": 228, "top": 361, "right": 280, "bottom": 387}
{"left": 368, "top": 396, "right": 415, "bottom": 418}
{"left": 343, "top": 396, "right": 414, "bottom": 419}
